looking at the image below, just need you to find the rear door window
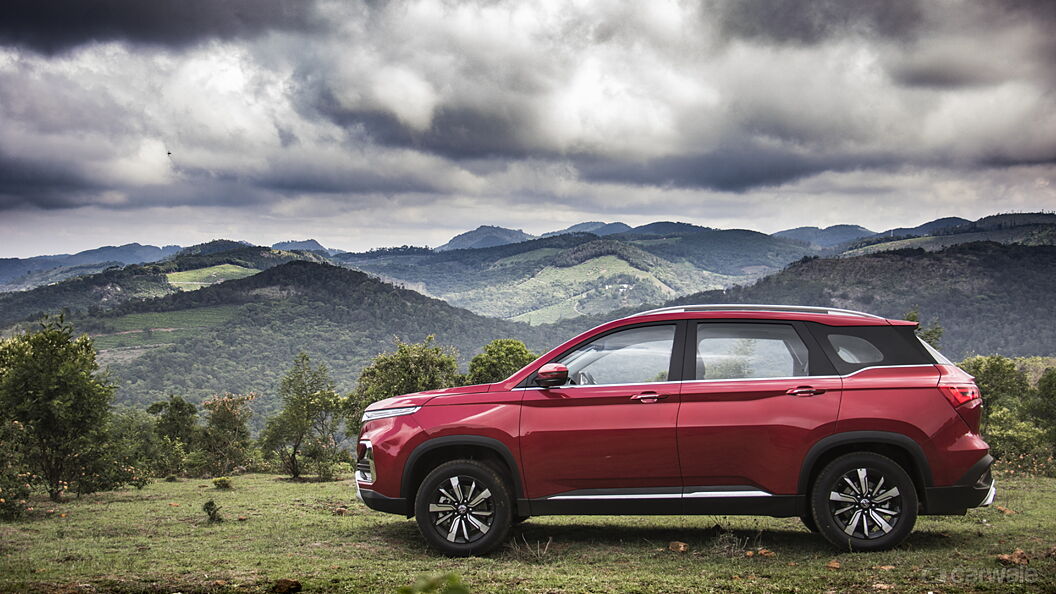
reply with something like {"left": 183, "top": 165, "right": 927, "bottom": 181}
{"left": 694, "top": 323, "right": 811, "bottom": 380}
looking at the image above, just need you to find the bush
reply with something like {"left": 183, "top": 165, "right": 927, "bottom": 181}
{"left": 212, "top": 477, "right": 232, "bottom": 490}
{"left": 986, "top": 406, "right": 1056, "bottom": 475}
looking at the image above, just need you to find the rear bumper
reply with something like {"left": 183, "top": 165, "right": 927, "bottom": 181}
{"left": 923, "top": 454, "right": 995, "bottom": 515}
{"left": 356, "top": 483, "right": 408, "bottom": 516}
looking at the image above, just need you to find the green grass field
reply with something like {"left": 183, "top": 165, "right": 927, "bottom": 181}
{"left": 89, "top": 306, "right": 241, "bottom": 350}
{"left": 1, "top": 473, "right": 1053, "bottom": 593}
{"left": 166, "top": 265, "right": 260, "bottom": 291}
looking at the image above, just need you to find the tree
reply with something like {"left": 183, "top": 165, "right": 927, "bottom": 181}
{"left": 199, "top": 393, "right": 257, "bottom": 475}
{"left": 349, "top": 337, "right": 460, "bottom": 434}
{"left": 904, "top": 309, "right": 944, "bottom": 349}
{"left": 261, "top": 353, "right": 345, "bottom": 479}
{"left": 0, "top": 419, "right": 33, "bottom": 519}
{"left": 147, "top": 395, "right": 199, "bottom": 449}
{"left": 0, "top": 317, "right": 115, "bottom": 501}
{"left": 466, "top": 339, "right": 537, "bottom": 385}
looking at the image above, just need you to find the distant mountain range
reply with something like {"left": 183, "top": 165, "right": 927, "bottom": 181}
{"left": 541, "top": 221, "right": 632, "bottom": 237}
{"left": 337, "top": 228, "right": 812, "bottom": 323}
{"left": 772, "top": 225, "right": 875, "bottom": 248}
{"left": 0, "top": 243, "right": 181, "bottom": 292}
{"left": 271, "top": 239, "right": 346, "bottom": 256}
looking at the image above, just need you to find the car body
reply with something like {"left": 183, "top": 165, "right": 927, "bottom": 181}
{"left": 356, "top": 304, "right": 995, "bottom": 554}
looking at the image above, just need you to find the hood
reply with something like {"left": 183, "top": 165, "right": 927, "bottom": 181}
{"left": 364, "top": 383, "right": 493, "bottom": 411}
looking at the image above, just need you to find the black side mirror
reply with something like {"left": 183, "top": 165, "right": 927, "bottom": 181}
{"left": 535, "top": 363, "right": 569, "bottom": 387}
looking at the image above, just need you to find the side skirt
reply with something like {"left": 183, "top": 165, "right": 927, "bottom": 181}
{"left": 526, "top": 486, "right": 800, "bottom": 517}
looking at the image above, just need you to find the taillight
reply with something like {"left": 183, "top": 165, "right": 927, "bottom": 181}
{"left": 939, "top": 384, "right": 980, "bottom": 407}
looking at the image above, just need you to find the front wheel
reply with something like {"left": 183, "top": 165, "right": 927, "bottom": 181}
{"left": 810, "top": 452, "right": 918, "bottom": 552}
{"left": 414, "top": 459, "right": 513, "bottom": 556}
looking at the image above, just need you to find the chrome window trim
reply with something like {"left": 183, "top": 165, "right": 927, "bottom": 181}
{"left": 514, "top": 364, "right": 938, "bottom": 390}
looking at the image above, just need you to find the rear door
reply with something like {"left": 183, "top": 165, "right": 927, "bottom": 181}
{"left": 519, "top": 322, "right": 685, "bottom": 504}
{"left": 676, "top": 320, "right": 841, "bottom": 500}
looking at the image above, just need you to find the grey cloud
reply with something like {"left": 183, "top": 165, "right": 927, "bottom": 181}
{"left": 707, "top": 0, "right": 923, "bottom": 45}
{"left": 0, "top": 151, "right": 100, "bottom": 209}
{"left": 573, "top": 144, "right": 898, "bottom": 193}
{"left": 0, "top": 0, "right": 320, "bottom": 55}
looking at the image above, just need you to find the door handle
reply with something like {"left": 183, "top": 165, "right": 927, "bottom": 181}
{"left": 631, "top": 391, "right": 669, "bottom": 402}
{"left": 786, "top": 386, "right": 826, "bottom": 397}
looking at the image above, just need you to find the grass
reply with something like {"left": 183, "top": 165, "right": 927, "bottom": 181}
{"left": 1, "top": 473, "right": 1053, "bottom": 593}
{"left": 90, "top": 306, "right": 241, "bottom": 350}
{"left": 166, "top": 265, "right": 260, "bottom": 291}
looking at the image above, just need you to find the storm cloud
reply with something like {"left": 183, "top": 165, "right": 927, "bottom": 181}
{"left": 0, "top": 0, "right": 319, "bottom": 55}
{"left": 0, "top": 0, "right": 1054, "bottom": 256}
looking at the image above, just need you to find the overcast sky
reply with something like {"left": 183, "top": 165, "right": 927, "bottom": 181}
{"left": 1, "top": 0, "right": 1054, "bottom": 257}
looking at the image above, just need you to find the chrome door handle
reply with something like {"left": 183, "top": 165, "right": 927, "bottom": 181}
{"left": 786, "top": 386, "right": 826, "bottom": 397}
{"left": 631, "top": 392, "right": 669, "bottom": 402}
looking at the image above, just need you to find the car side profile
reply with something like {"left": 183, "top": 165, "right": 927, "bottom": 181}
{"left": 356, "top": 304, "right": 995, "bottom": 555}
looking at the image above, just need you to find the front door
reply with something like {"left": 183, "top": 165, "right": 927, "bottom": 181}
{"left": 519, "top": 322, "right": 684, "bottom": 510}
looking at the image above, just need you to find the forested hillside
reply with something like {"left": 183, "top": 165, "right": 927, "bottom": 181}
{"left": 75, "top": 261, "right": 554, "bottom": 424}
{"left": 842, "top": 214, "right": 1056, "bottom": 255}
{"left": 667, "top": 242, "right": 1056, "bottom": 359}
{"left": 0, "top": 243, "right": 330, "bottom": 328}
{"left": 337, "top": 228, "right": 814, "bottom": 322}
{"left": 0, "top": 242, "right": 180, "bottom": 291}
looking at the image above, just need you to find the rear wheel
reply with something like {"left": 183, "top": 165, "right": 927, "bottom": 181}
{"left": 811, "top": 452, "right": 917, "bottom": 551}
{"left": 414, "top": 459, "right": 513, "bottom": 556}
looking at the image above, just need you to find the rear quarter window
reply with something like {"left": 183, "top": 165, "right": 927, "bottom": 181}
{"left": 807, "top": 323, "right": 935, "bottom": 375}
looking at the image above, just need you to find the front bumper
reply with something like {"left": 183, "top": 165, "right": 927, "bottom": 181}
{"left": 357, "top": 483, "right": 408, "bottom": 516}
{"left": 923, "top": 454, "right": 996, "bottom": 515}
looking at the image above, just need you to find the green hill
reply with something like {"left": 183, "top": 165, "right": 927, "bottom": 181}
{"left": 665, "top": 242, "right": 1056, "bottom": 360}
{"left": 74, "top": 261, "right": 554, "bottom": 425}
{"left": 842, "top": 213, "right": 1056, "bottom": 256}
{"left": 337, "top": 230, "right": 814, "bottom": 323}
{"left": 0, "top": 243, "right": 331, "bottom": 328}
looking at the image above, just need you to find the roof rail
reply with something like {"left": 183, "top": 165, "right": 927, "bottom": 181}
{"left": 628, "top": 304, "right": 885, "bottom": 319}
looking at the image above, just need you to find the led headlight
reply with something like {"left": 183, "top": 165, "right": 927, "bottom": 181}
{"left": 361, "top": 406, "right": 420, "bottom": 422}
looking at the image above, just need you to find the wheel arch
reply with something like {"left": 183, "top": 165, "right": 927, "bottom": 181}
{"left": 799, "top": 431, "right": 932, "bottom": 504}
{"left": 401, "top": 435, "right": 524, "bottom": 514}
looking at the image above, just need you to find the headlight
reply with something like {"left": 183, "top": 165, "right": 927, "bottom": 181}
{"left": 361, "top": 406, "right": 420, "bottom": 422}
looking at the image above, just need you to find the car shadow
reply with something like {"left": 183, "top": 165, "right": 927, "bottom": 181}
{"left": 370, "top": 516, "right": 981, "bottom": 556}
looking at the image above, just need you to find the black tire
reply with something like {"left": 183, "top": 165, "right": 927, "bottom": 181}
{"left": 414, "top": 459, "right": 513, "bottom": 556}
{"left": 800, "top": 511, "right": 819, "bottom": 533}
{"left": 811, "top": 452, "right": 918, "bottom": 552}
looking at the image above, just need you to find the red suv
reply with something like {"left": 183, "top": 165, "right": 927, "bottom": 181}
{"left": 356, "top": 305, "right": 995, "bottom": 555}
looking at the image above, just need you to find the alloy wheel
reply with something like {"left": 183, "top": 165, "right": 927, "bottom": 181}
{"left": 428, "top": 475, "right": 496, "bottom": 544}
{"left": 827, "top": 467, "right": 903, "bottom": 540}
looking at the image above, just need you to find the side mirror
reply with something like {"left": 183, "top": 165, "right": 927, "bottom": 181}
{"left": 535, "top": 363, "right": 569, "bottom": 388}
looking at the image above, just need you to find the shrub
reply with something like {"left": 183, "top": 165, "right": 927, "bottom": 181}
{"left": 202, "top": 500, "right": 223, "bottom": 523}
{"left": 213, "top": 477, "right": 232, "bottom": 490}
{"left": 986, "top": 406, "right": 1056, "bottom": 475}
